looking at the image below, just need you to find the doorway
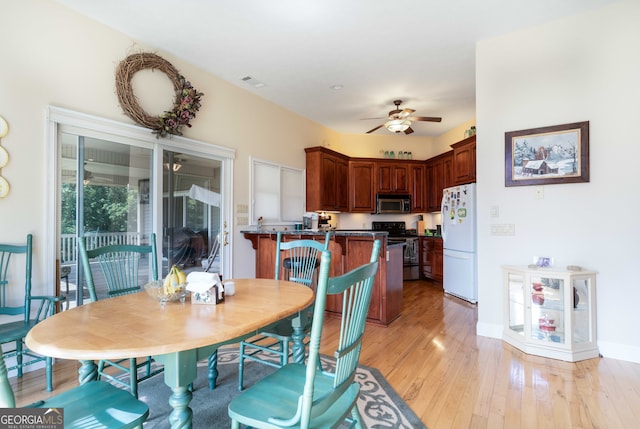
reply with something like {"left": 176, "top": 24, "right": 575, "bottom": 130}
{"left": 51, "top": 107, "right": 234, "bottom": 308}
{"left": 162, "top": 150, "right": 224, "bottom": 278}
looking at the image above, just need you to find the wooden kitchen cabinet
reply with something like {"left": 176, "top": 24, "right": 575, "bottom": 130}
{"left": 451, "top": 135, "right": 476, "bottom": 185}
{"left": 349, "top": 160, "right": 376, "bottom": 213}
{"left": 443, "top": 150, "right": 455, "bottom": 189}
{"left": 410, "top": 163, "right": 427, "bottom": 213}
{"left": 243, "top": 231, "right": 401, "bottom": 326}
{"left": 305, "top": 147, "right": 349, "bottom": 212}
{"left": 420, "top": 236, "right": 443, "bottom": 282}
{"left": 304, "top": 145, "right": 466, "bottom": 214}
{"left": 425, "top": 151, "right": 454, "bottom": 212}
{"left": 375, "top": 162, "right": 410, "bottom": 194}
{"left": 426, "top": 155, "right": 444, "bottom": 212}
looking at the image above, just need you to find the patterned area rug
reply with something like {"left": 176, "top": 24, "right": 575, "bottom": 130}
{"left": 136, "top": 347, "right": 425, "bottom": 428}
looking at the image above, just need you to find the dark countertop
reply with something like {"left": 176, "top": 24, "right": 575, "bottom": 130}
{"left": 241, "top": 229, "right": 388, "bottom": 238}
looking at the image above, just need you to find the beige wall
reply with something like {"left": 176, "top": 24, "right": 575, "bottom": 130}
{"left": 0, "top": 1, "right": 471, "bottom": 292}
{"left": 332, "top": 118, "right": 476, "bottom": 160}
{"left": 0, "top": 1, "right": 340, "bottom": 288}
{"left": 476, "top": 0, "right": 640, "bottom": 362}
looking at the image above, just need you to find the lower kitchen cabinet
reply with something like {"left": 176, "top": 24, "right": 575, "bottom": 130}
{"left": 242, "top": 231, "right": 402, "bottom": 326}
{"left": 419, "top": 237, "right": 443, "bottom": 282}
{"left": 502, "top": 265, "right": 598, "bottom": 362}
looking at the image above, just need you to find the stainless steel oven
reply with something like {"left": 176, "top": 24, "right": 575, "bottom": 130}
{"left": 372, "top": 221, "right": 419, "bottom": 280}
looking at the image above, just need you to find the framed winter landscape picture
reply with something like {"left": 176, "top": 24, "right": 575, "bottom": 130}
{"left": 505, "top": 121, "right": 589, "bottom": 187}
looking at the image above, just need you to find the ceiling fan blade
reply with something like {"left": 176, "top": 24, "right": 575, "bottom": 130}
{"left": 399, "top": 108, "right": 415, "bottom": 118}
{"left": 360, "top": 116, "right": 386, "bottom": 121}
{"left": 408, "top": 116, "right": 442, "bottom": 122}
{"left": 404, "top": 127, "right": 414, "bottom": 135}
{"left": 366, "top": 124, "right": 385, "bottom": 134}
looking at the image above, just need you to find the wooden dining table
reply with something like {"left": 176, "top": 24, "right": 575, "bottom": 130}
{"left": 25, "top": 278, "right": 315, "bottom": 429}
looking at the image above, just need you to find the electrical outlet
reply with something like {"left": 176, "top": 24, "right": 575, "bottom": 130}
{"left": 490, "top": 206, "right": 499, "bottom": 218}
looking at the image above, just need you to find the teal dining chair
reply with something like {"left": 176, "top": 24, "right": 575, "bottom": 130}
{"left": 237, "top": 231, "right": 331, "bottom": 391}
{"left": 0, "top": 234, "right": 64, "bottom": 392}
{"left": 0, "top": 347, "right": 149, "bottom": 428}
{"left": 77, "top": 233, "right": 162, "bottom": 398}
{"left": 228, "top": 239, "right": 380, "bottom": 429}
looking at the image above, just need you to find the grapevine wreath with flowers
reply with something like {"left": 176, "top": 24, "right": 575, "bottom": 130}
{"left": 115, "top": 52, "right": 203, "bottom": 138}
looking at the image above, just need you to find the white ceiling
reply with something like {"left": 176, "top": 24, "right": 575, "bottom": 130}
{"left": 55, "top": 0, "right": 616, "bottom": 137}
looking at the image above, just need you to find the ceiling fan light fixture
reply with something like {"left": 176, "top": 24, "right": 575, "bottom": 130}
{"left": 385, "top": 119, "right": 411, "bottom": 133}
{"left": 164, "top": 161, "right": 182, "bottom": 172}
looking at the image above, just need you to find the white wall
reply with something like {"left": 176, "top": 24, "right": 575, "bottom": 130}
{"left": 476, "top": 0, "right": 640, "bottom": 362}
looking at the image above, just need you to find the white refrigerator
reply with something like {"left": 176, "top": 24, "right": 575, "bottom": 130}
{"left": 441, "top": 183, "right": 477, "bottom": 303}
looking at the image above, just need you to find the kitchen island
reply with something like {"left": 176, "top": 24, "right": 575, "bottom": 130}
{"left": 242, "top": 230, "right": 402, "bottom": 326}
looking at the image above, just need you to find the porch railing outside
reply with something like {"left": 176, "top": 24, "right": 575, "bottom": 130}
{"left": 60, "top": 232, "right": 145, "bottom": 264}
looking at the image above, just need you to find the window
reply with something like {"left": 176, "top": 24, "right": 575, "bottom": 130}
{"left": 251, "top": 158, "right": 304, "bottom": 224}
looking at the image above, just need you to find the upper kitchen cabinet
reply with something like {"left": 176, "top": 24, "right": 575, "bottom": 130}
{"left": 426, "top": 151, "right": 452, "bottom": 212}
{"left": 443, "top": 150, "right": 455, "bottom": 189}
{"left": 410, "top": 162, "right": 427, "bottom": 213}
{"left": 375, "top": 162, "right": 410, "bottom": 194}
{"left": 349, "top": 160, "right": 376, "bottom": 213}
{"left": 305, "top": 147, "right": 349, "bottom": 212}
{"left": 451, "top": 135, "right": 476, "bottom": 185}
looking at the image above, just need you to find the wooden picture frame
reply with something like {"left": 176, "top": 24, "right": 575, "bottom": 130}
{"left": 505, "top": 121, "right": 589, "bottom": 187}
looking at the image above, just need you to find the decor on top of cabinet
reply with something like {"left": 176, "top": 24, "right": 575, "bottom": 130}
{"left": 464, "top": 126, "right": 476, "bottom": 138}
{"left": 505, "top": 121, "right": 589, "bottom": 187}
{"left": 116, "top": 52, "right": 204, "bottom": 138}
{"left": 379, "top": 150, "right": 413, "bottom": 159}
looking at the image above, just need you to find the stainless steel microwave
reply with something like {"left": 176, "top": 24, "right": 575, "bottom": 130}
{"left": 376, "top": 194, "right": 411, "bottom": 214}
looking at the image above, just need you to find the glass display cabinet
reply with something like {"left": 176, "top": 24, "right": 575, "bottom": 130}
{"left": 502, "top": 265, "right": 598, "bottom": 362}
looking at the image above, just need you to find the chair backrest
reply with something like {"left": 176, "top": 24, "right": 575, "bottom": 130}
{"left": 78, "top": 233, "right": 158, "bottom": 302}
{"left": 270, "top": 239, "right": 381, "bottom": 427}
{"left": 0, "top": 234, "right": 32, "bottom": 321}
{"left": 274, "top": 231, "right": 331, "bottom": 286}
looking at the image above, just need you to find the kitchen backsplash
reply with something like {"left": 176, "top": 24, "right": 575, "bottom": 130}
{"left": 334, "top": 212, "right": 443, "bottom": 232}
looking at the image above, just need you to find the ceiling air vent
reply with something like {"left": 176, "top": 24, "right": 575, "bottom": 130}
{"left": 241, "top": 76, "right": 265, "bottom": 88}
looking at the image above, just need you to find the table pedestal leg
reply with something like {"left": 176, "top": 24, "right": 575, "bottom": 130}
{"left": 207, "top": 349, "right": 218, "bottom": 390}
{"left": 291, "top": 325, "right": 305, "bottom": 364}
{"left": 155, "top": 350, "right": 198, "bottom": 429}
{"left": 78, "top": 360, "right": 98, "bottom": 385}
{"left": 168, "top": 386, "right": 193, "bottom": 429}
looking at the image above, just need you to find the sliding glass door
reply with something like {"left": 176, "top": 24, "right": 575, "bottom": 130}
{"left": 162, "top": 150, "right": 224, "bottom": 278}
{"left": 51, "top": 107, "right": 234, "bottom": 309}
{"left": 59, "top": 132, "right": 153, "bottom": 306}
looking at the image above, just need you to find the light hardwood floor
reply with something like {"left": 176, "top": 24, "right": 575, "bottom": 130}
{"left": 10, "top": 280, "right": 640, "bottom": 428}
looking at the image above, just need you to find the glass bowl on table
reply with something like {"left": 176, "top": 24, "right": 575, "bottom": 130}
{"left": 144, "top": 280, "right": 187, "bottom": 306}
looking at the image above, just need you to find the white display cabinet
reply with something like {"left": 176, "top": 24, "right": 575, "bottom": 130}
{"left": 502, "top": 265, "right": 598, "bottom": 362}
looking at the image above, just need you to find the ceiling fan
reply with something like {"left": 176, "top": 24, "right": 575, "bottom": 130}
{"left": 83, "top": 161, "right": 113, "bottom": 184}
{"left": 365, "top": 100, "right": 442, "bottom": 135}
